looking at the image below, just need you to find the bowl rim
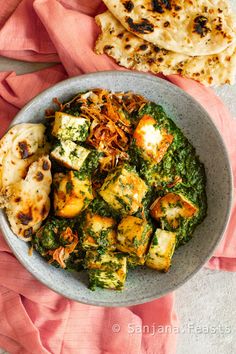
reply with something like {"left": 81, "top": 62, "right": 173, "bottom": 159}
{"left": 0, "top": 71, "right": 233, "bottom": 307}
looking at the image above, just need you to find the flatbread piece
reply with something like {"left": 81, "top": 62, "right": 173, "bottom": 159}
{"left": 95, "top": 11, "right": 236, "bottom": 86}
{"left": 102, "top": 0, "right": 236, "bottom": 56}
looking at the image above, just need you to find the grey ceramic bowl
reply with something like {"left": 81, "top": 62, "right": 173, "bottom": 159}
{"left": 0, "top": 72, "right": 233, "bottom": 307}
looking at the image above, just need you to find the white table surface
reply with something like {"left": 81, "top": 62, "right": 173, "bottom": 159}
{"left": 0, "top": 53, "right": 236, "bottom": 354}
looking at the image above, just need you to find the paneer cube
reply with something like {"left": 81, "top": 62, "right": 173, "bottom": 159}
{"left": 99, "top": 165, "right": 148, "bottom": 215}
{"left": 81, "top": 212, "right": 117, "bottom": 251}
{"left": 146, "top": 229, "right": 176, "bottom": 272}
{"left": 117, "top": 216, "right": 152, "bottom": 259}
{"left": 133, "top": 115, "right": 173, "bottom": 164}
{"left": 53, "top": 171, "right": 93, "bottom": 218}
{"left": 52, "top": 112, "right": 90, "bottom": 142}
{"left": 150, "top": 193, "right": 198, "bottom": 228}
{"left": 85, "top": 250, "right": 127, "bottom": 290}
{"left": 51, "top": 140, "right": 90, "bottom": 171}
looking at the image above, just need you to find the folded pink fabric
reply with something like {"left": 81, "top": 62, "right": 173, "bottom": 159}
{"left": 0, "top": 1, "right": 235, "bottom": 353}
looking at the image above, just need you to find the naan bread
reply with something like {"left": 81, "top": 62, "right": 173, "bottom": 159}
{"left": 95, "top": 11, "right": 236, "bottom": 86}
{"left": 102, "top": 0, "right": 236, "bottom": 56}
{"left": 3, "top": 156, "right": 52, "bottom": 241}
{"left": 0, "top": 123, "right": 50, "bottom": 189}
{"left": 0, "top": 124, "right": 52, "bottom": 240}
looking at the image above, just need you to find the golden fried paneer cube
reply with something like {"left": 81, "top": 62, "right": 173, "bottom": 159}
{"left": 85, "top": 250, "right": 127, "bottom": 290}
{"left": 133, "top": 115, "right": 173, "bottom": 164}
{"left": 146, "top": 229, "right": 176, "bottom": 272}
{"left": 52, "top": 112, "right": 90, "bottom": 142}
{"left": 53, "top": 171, "right": 93, "bottom": 218}
{"left": 117, "top": 216, "right": 152, "bottom": 259}
{"left": 150, "top": 193, "right": 198, "bottom": 228}
{"left": 51, "top": 140, "right": 90, "bottom": 171}
{"left": 81, "top": 212, "right": 117, "bottom": 250}
{"left": 99, "top": 165, "right": 148, "bottom": 215}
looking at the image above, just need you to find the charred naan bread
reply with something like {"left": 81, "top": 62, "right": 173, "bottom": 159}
{"left": 0, "top": 124, "right": 52, "bottom": 240}
{"left": 0, "top": 123, "right": 50, "bottom": 189}
{"left": 102, "top": 0, "right": 236, "bottom": 56}
{"left": 95, "top": 11, "right": 236, "bottom": 86}
{"left": 3, "top": 156, "right": 52, "bottom": 241}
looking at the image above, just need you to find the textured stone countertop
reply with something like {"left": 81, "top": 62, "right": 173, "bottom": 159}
{"left": 0, "top": 54, "right": 235, "bottom": 354}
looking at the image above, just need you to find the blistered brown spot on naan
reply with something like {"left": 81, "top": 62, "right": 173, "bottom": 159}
{"left": 126, "top": 17, "right": 154, "bottom": 34}
{"left": 123, "top": 0, "right": 134, "bottom": 12}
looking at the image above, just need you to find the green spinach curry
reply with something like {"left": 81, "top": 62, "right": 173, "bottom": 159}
{"left": 31, "top": 89, "right": 207, "bottom": 291}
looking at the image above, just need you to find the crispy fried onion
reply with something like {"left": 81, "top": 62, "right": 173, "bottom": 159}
{"left": 79, "top": 89, "right": 147, "bottom": 171}
{"left": 45, "top": 94, "right": 82, "bottom": 117}
{"left": 167, "top": 176, "right": 183, "bottom": 189}
{"left": 47, "top": 227, "right": 78, "bottom": 268}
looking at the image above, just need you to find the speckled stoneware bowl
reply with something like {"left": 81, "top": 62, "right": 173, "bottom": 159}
{"left": 0, "top": 72, "right": 233, "bottom": 307}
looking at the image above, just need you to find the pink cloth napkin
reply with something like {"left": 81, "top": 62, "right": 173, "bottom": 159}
{"left": 0, "top": 1, "right": 235, "bottom": 353}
